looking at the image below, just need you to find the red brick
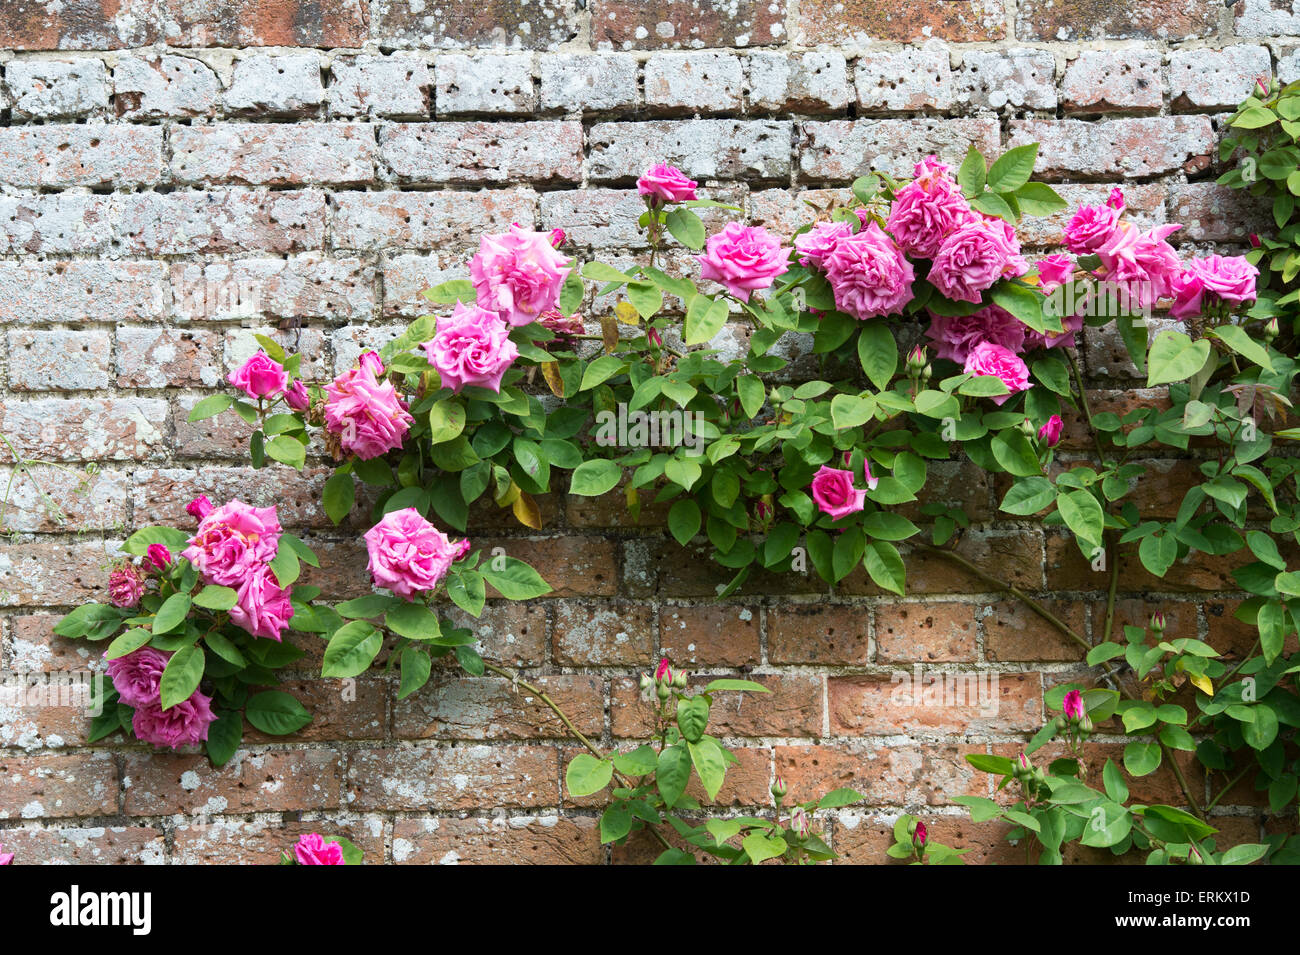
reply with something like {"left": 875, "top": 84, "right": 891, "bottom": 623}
{"left": 0, "top": 826, "right": 164, "bottom": 864}
{"left": 123, "top": 749, "right": 342, "bottom": 815}
{"left": 0, "top": 0, "right": 156, "bottom": 49}
{"left": 0, "top": 538, "right": 118, "bottom": 607}
{"left": 801, "top": 118, "right": 1001, "bottom": 182}
{"left": 832, "top": 813, "right": 1023, "bottom": 865}
{"left": 611, "top": 673, "right": 822, "bottom": 738}
{"left": 594, "top": 0, "right": 786, "bottom": 49}
{"left": 768, "top": 604, "right": 871, "bottom": 665}
{"left": 1170, "top": 181, "right": 1271, "bottom": 244}
{"left": 242, "top": 679, "right": 387, "bottom": 743}
{"left": 659, "top": 604, "right": 761, "bottom": 667}
{"left": 6, "top": 614, "right": 102, "bottom": 671}
{"left": 447, "top": 601, "right": 549, "bottom": 667}
{"left": 172, "top": 259, "right": 372, "bottom": 322}
{"left": 0, "top": 397, "right": 168, "bottom": 462}
{"left": 798, "top": 0, "right": 1006, "bottom": 44}
{"left": 331, "top": 187, "right": 538, "bottom": 252}
{"left": 0, "top": 126, "right": 162, "bottom": 188}
{"left": 876, "top": 602, "right": 978, "bottom": 663}
{"left": 347, "top": 744, "right": 557, "bottom": 810}
{"left": 480, "top": 537, "right": 619, "bottom": 598}
{"left": 828, "top": 672, "right": 1043, "bottom": 735}
{"left": 984, "top": 599, "right": 1088, "bottom": 663}
{"left": 776, "top": 741, "right": 987, "bottom": 806}
{"left": 172, "top": 816, "right": 385, "bottom": 865}
{"left": 115, "top": 328, "right": 221, "bottom": 389}
{"left": 1009, "top": 117, "right": 1216, "bottom": 179}
{"left": 391, "top": 674, "right": 604, "bottom": 740}
{"left": 552, "top": 600, "right": 653, "bottom": 665}
{"left": 170, "top": 123, "right": 377, "bottom": 186}
{"left": 130, "top": 466, "right": 333, "bottom": 531}
{"left": 0, "top": 753, "right": 118, "bottom": 818}
{"left": 160, "top": 0, "right": 368, "bottom": 47}
{"left": 1017, "top": 0, "right": 1218, "bottom": 40}
{"left": 880, "top": 529, "right": 1045, "bottom": 595}
{"left": 1062, "top": 50, "right": 1163, "bottom": 113}
{"left": 392, "top": 814, "right": 602, "bottom": 864}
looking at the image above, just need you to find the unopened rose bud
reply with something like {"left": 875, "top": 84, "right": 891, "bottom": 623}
{"left": 672, "top": 669, "right": 688, "bottom": 689}
{"left": 656, "top": 681, "right": 672, "bottom": 703}
{"left": 1249, "top": 233, "right": 1261, "bottom": 249}
{"left": 771, "top": 775, "right": 788, "bottom": 801}
{"left": 1256, "top": 75, "right": 1270, "bottom": 98}
{"left": 549, "top": 228, "right": 567, "bottom": 249}
{"left": 790, "top": 806, "right": 811, "bottom": 837}
{"left": 1264, "top": 318, "right": 1279, "bottom": 343}
{"left": 1062, "top": 689, "right": 1085, "bottom": 722}
{"left": 1188, "top": 844, "right": 1204, "bottom": 866}
{"left": 639, "top": 673, "right": 654, "bottom": 695}
{"left": 921, "top": 363, "right": 933, "bottom": 382}
{"left": 1020, "top": 417, "right": 1037, "bottom": 438}
{"left": 906, "top": 345, "right": 927, "bottom": 376}
{"left": 654, "top": 657, "right": 671, "bottom": 684}
{"left": 1150, "top": 611, "right": 1166, "bottom": 633}
{"left": 1018, "top": 752, "right": 1031, "bottom": 772}
{"left": 912, "top": 820, "right": 928, "bottom": 850}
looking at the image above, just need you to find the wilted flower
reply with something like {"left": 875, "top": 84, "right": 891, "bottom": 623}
{"left": 145, "top": 544, "right": 172, "bottom": 572}
{"left": 109, "top": 562, "right": 146, "bottom": 609}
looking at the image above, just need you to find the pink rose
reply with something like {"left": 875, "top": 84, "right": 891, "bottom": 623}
{"left": 364, "top": 507, "right": 467, "bottom": 601}
{"left": 1169, "top": 255, "right": 1259, "bottom": 319}
{"left": 1062, "top": 689, "right": 1085, "bottom": 721}
{"left": 1023, "top": 310, "right": 1084, "bottom": 351}
{"left": 228, "top": 565, "right": 294, "bottom": 642}
{"left": 182, "top": 499, "right": 282, "bottom": 588}
{"left": 886, "top": 165, "right": 977, "bottom": 259}
{"left": 697, "top": 223, "right": 789, "bottom": 303}
{"left": 925, "top": 306, "right": 1026, "bottom": 364}
{"left": 145, "top": 544, "right": 172, "bottom": 572}
{"left": 636, "top": 164, "right": 698, "bottom": 204}
{"left": 914, "top": 820, "right": 928, "bottom": 848}
{"left": 186, "top": 495, "right": 215, "bottom": 521}
{"left": 285, "top": 379, "right": 310, "bottom": 413}
{"left": 0, "top": 844, "right": 11, "bottom": 865}
{"left": 963, "top": 341, "right": 1030, "bottom": 406}
{"left": 106, "top": 646, "right": 170, "bottom": 707}
{"left": 324, "top": 352, "right": 414, "bottom": 461}
{"left": 810, "top": 465, "right": 867, "bottom": 520}
{"left": 1062, "top": 202, "right": 1121, "bottom": 254}
{"left": 132, "top": 690, "right": 216, "bottom": 749}
{"left": 422, "top": 301, "right": 519, "bottom": 394}
{"left": 655, "top": 657, "right": 672, "bottom": 682}
{"left": 1036, "top": 254, "right": 1074, "bottom": 291}
{"left": 794, "top": 220, "right": 854, "bottom": 269}
{"left": 295, "top": 833, "right": 345, "bottom": 865}
{"left": 1106, "top": 188, "right": 1126, "bottom": 211}
{"left": 1038, "top": 414, "right": 1063, "bottom": 447}
{"left": 549, "top": 227, "right": 567, "bottom": 248}
{"left": 538, "top": 308, "right": 583, "bottom": 338}
{"left": 1096, "top": 223, "right": 1182, "bottom": 308}
{"left": 470, "top": 224, "right": 572, "bottom": 326}
{"left": 109, "top": 563, "right": 146, "bottom": 608}
{"left": 822, "top": 222, "right": 915, "bottom": 320}
{"left": 928, "top": 218, "right": 1027, "bottom": 305}
{"left": 227, "top": 349, "right": 288, "bottom": 400}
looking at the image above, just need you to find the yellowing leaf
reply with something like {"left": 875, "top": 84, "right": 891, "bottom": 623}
{"left": 512, "top": 491, "right": 543, "bottom": 530}
{"left": 615, "top": 301, "right": 641, "bottom": 326}
{"left": 541, "top": 361, "right": 565, "bottom": 398}
{"left": 1189, "top": 673, "right": 1214, "bottom": 697}
{"left": 495, "top": 479, "right": 521, "bottom": 509}
{"left": 600, "top": 314, "right": 620, "bottom": 353}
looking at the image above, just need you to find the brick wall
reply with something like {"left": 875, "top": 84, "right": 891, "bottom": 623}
{"left": 0, "top": 1, "right": 1294, "bottom": 864}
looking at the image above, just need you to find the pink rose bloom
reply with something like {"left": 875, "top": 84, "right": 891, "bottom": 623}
{"left": 186, "top": 495, "right": 214, "bottom": 521}
{"left": 324, "top": 351, "right": 414, "bottom": 461}
{"left": 1062, "top": 689, "right": 1085, "bottom": 721}
{"left": 1038, "top": 414, "right": 1063, "bottom": 447}
{"left": 295, "top": 833, "right": 345, "bottom": 865}
{"left": 285, "top": 379, "right": 310, "bottom": 413}
{"left": 963, "top": 341, "right": 1030, "bottom": 406}
{"left": 929, "top": 218, "right": 1027, "bottom": 304}
{"left": 810, "top": 465, "right": 867, "bottom": 521}
{"left": 227, "top": 349, "right": 288, "bottom": 400}
{"left": 109, "top": 563, "right": 146, "bottom": 609}
{"left": 1169, "top": 255, "right": 1259, "bottom": 319}
{"left": 1096, "top": 223, "right": 1182, "bottom": 308}
{"left": 1036, "top": 254, "right": 1074, "bottom": 291}
{"left": 1106, "top": 188, "right": 1126, "bottom": 211}
{"left": 145, "top": 544, "right": 172, "bottom": 572}
{"left": 793, "top": 220, "right": 854, "bottom": 269}
{"left": 0, "top": 845, "right": 11, "bottom": 865}
{"left": 925, "top": 306, "right": 1026, "bottom": 364}
{"left": 364, "top": 507, "right": 466, "bottom": 601}
{"left": 422, "top": 301, "right": 519, "bottom": 394}
{"left": 1023, "top": 310, "right": 1085, "bottom": 351}
{"left": 914, "top": 820, "right": 928, "bottom": 848}
{"left": 886, "top": 168, "right": 977, "bottom": 259}
{"left": 105, "top": 646, "right": 170, "bottom": 707}
{"left": 132, "top": 690, "right": 216, "bottom": 749}
{"left": 822, "top": 222, "right": 915, "bottom": 320}
{"left": 470, "top": 224, "right": 572, "bottom": 326}
{"left": 636, "top": 163, "right": 698, "bottom": 204}
{"left": 549, "top": 227, "right": 566, "bottom": 248}
{"left": 228, "top": 565, "right": 294, "bottom": 642}
{"left": 182, "top": 499, "right": 282, "bottom": 588}
{"left": 697, "top": 222, "right": 789, "bottom": 303}
{"left": 1062, "top": 201, "right": 1122, "bottom": 254}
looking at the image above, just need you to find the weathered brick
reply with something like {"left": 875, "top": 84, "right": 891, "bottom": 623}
{"left": 0, "top": 195, "right": 118, "bottom": 256}
{"left": 1062, "top": 50, "right": 1163, "bottom": 113}
{"left": 984, "top": 600, "right": 1088, "bottom": 662}
{"left": 0, "top": 826, "right": 164, "bottom": 864}
{"left": 539, "top": 53, "right": 639, "bottom": 113}
{"left": 776, "top": 741, "right": 986, "bottom": 806}
{"left": 113, "top": 54, "right": 221, "bottom": 119}
{"left": 749, "top": 186, "right": 853, "bottom": 236}
{"left": 130, "top": 466, "right": 336, "bottom": 529}
{"left": 1171, "top": 46, "right": 1272, "bottom": 110}
{"left": 553, "top": 600, "right": 655, "bottom": 665}
{"left": 331, "top": 187, "right": 537, "bottom": 252}
{"left": 5, "top": 56, "right": 109, "bottom": 118}
{"left": 480, "top": 537, "right": 620, "bottom": 598}
{"left": 1170, "top": 180, "right": 1271, "bottom": 243}
{"left": 1008, "top": 117, "right": 1216, "bottom": 178}
{"left": 123, "top": 749, "right": 342, "bottom": 815}
{"left": 382, "top": 254, "right": 464, "bottom": 317}
{"left": 224, "top": 52, "right": 324, "bottom": 115}
{"left": 6, "top": 614, "right": 98, "bottom": 671}
{"left": 158, "top": 0, "right": 368, "bottom": 47}
{"left": 800, "top": 119, "right": 1000, "bottom": 181}
{"left": 0, "top": 465, "right": 128, "bottom": 534}
{"left": 829, "top": 671, "right": 1043, "bottom": 735}
{"left": 171, "top": 258, "right": 373, "bottom": 323}
{"left": 119, "top": 189, "right": 328, "bottom": 257}
{"left": 347, "top": 745, "right": 557, "bottom": 810}
{"left": 449, "top": 601, "right": 549, "bottom": 667}
{"left": 0, "top": 397, "right": 167, "bottom": 462}
{"left": 833, "top": 811, "right": 1022, "bottom": 865}
{"left": 374, "top": 0, "right": 579, "bottom": 50}
{"left": 222, "top": 327, "right": 329, "bottom": 379}
{"left": 854, "top": 46, "right": 953, "bottom": 113}
{"left": 1017, "top": 0, "right": 1218, "bottom": 41}
{"left": 876, "top": 602, "right": 978, "bottom": 663}
{"left": 173, "top": 816, "right": 385, "bottom": 865}
{"left": 382, "top": 121, "right": 583, "bottom": 185}
{"left": 329, "top": 53, "right": 433, "bottom": 118}
{"left": 1234, "top": 0, "right": 1300, "bottom": 35}
{"left": 115, "top": 327, "right": 222, "bottom": 389}
{"left": 955, "top": 48, "right": 1057, "bottom": 111}
{"left": 612, "top": 673, "right": 822, "bottom": 738}
{"left": 244, "top": 679, "right": 387, "bottom": 742}
{"left": 171, "top": 123, "right": 376, "bottom": 186}
{"left": 861, "top": 529, "right": 1044, "bottom": 594}
{"left": 0, "top": 539, "right": 118, "bottom": 607}
{"left": 0, "top": 0, "right": 157, "bottom": 49}
{"left": 593, "top": 0, "right": 786, "bottom": 49}
{"left": 748, "top": 50, "right": 850, "bottom": 113}
{"left": 7, "top": 329, "right": 111, "bottom": 391}
{"left": 392, "top": 814, "right": 601, "bottom": 864}
{"left": 1281, "top": 48, "right": 1300, "bottom": 85}
{"left": 436, "top": 53, "right": 536, "bottom": 115}
{"left": 798, "top": 0, "right": 1006, "bottom": 44}
{"left": 589, "top": 119, "right": 792, "bottom": 182}
{"left": 645, "top": 51, "right": 744, "bottom": 113}
{"left": 769, "top": 604, "right": 870, "bottom": 665}
{"left": 659, "top": 604, "right": 761, "bottom": 667}
{"left": 0, "top": 753, "right": 117, "bottom": 818}
{"left": 0, "top": 126, "right": 162, "bottom": 188}
{"left": 392, "top": 674, "right": 604, "bottom": 740}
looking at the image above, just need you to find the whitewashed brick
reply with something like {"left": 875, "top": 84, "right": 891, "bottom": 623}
{"left": 5, "top": 57, "right": 109, "bottom": 118}
{"left": 855, "top": 47, "right": 953, "bottom": 112}
{"left": 748, "top": 51, "right": 849, "bottom": 112}
{"left": 956, "top": 48, "right": 1056, "bottom": 110}
{"left": 435, "top": 54, "right": 536, "bottom": 115}
{"left": 329, "top": 54, "right": 432, "bottom": 117}
{"left": 539, "top": 54, "right": 639, "bottom": 112}
{"left": 225, "top": 52, "right": 325, "bottom": 114}
{"left": 112, "top": 54, "right": 221, "bottom": 119}
{"left": 645, "top": 51, "right": 743, "bottom": 112}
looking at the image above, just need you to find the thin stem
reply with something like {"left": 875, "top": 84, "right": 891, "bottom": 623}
{"left": 1204, "top": 767, "right": 1251, "bottom": 814}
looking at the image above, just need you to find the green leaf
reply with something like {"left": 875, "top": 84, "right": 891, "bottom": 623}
{"left": 987, "top": 143, "right": 1038, "bottom": 193}
{"left": 957, "top": 143, "right": 987, "bottom": 198}
{"left": 1232, "top": 105, "right": 1277, "bottom": 129}
{"left": 600, "top": 804, "right": 634, "bottom": 844}
{"left": 688, "top": 738, "right": 727, "bottom": 802}
{"left": 701, "top": 678, "right": 771, "bottom": 695}
{"left": 321, "top": 621, "right": 383, "bottom": 678}
{"left": 736, "top": 375, "right": 765, "bottom": 419}
{"left": 684, "top": 294, "right": 730, "bottom": 345}
{"left": 676, "top": 695, "right": 710, "bottom": 743}
{"left": 1207, "top": 324, "right": 1273, "bottom": 372}
{"left": 481, "top": 557, "right": 552, "bottom": 600}
{"left": 336, "top": 593, "right": 395, "bottom": 619}
{"left": 244, "top": 690, "right": 312, "bottom": 735}
{"left": 268, "top": 543, "right": 300, "bottom": 589}
{"left": 397, "top": 646, "right": 432, "bottom": 700}
{"left": 1122, "top": 741, "right": 1162, "bottom": 777}
{"left": 862, "top": 539, "right": 905, "bottom": 596}
{"left": 991, "top": 431, "right": 1041, "bottom": 477}
{"left": 122, "top": 526, "right": 192, "bottom": 557}
{"left": 613, "top": 745, "right": 659, "bottom": 777}
{"left": 1147, "top": 331, "right": 1211, "bottom": 387}
{"left": 1056, "top": 489, "right": 1104, "bottom": 549}
{"left": 665, "top": 207, "right": 706, "bottom": 249}
{"left": 569, "top": 459, "right": 622, "bottom": 496}
{"left": 264, "top": 434, "right": 306, "bottom": 470}
{"left": 384, "top": 602, "right": 441, "bottom": 640}
{"left": 152, "top": 592, "right": 192, "bottom": 636}
{"left": 565, "top": 753, "right": 614, "bottom": 797}
{"left": 580, "top": 355, "right": 627, "bottom": 391}
{"left": 205, "top": 711, "right": 242, "bottom": 767}
{"left": 193, "top": 584, "right": 238, "bottom": 612}
{"left": 187, "top": 394, "right": 233, "bottom": 422}
{"left": 582, "top": 262, "right": 633, "bottom": 284}
{"left": 668, "top": 498, "right": 701, "bottom": 547}
{"left": 1000, "top": 476, "right": 1055, "bottom": 515}
{"left": 1013, "top": 181, "right": 1067, "bottom": 217}
{"left": 422, "top": 279, "right": 477, "bottom": 304}
{"left": 428, "top": 399, "right": 467, "bottom": 444}
{"left": 742, "top": 832, "right": 787, "bottom": 865}
{"left": 160, "top": 644, "right": 205, "bottom": 710}
{"left": 817, "top": 787, "right": 864, "bottom": 809}
{"left": 657, "top": 745, "right": 692, "bottom": 808}
{"left": 830, "top": 393, "right": 875, "bottom": 430}
{"left": 104, "top": 627, "right": 152, "bottom": 660}
{"left": 857, "top": 320, "right": 897, "bottom": 391}
{"left": 322, "top": 472, "right": 355, "bottom": 525}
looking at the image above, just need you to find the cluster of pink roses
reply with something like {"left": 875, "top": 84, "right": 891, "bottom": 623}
{"left": 227, "top": 349, "right": 309, "bottom": 412}
{"left": 106, "top": 645, "right": 216, "bottom": 749}
{"left": 182, "top": 496, "right": 294, "bottom": 642}
{"left": 323, "top": 351, "right": 414, "bottom": 461}
{"left": 293, "top": 833, "right": 345, "bottom": 865}
{"left": 364, "top": 507, "right": 470, "bottom": 601}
